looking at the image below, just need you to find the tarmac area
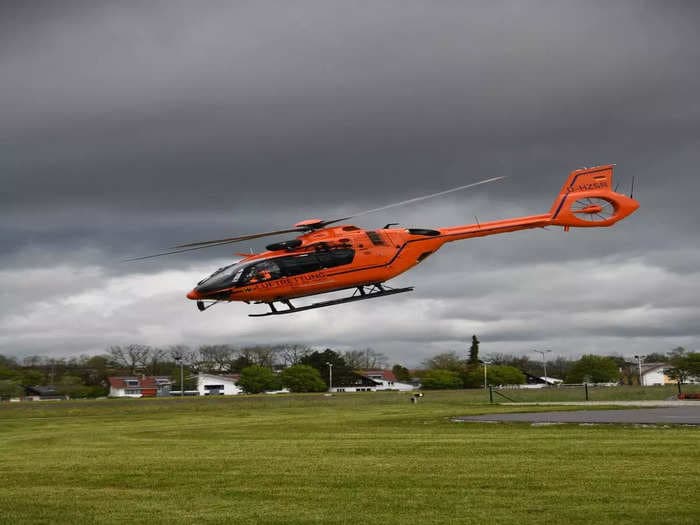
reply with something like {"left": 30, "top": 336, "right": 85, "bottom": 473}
{"left": 454, "top": 403, "right": 700, "bottom": 426}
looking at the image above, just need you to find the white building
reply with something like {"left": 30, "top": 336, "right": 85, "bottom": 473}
{"left": 196, "top": 373, "right": 243, "bottom": 396}
{"left": 331, "top": 370, "right": 418, "bottom": 393}
{"left": 640, "top": 363, "right": 668, "bottom": 386}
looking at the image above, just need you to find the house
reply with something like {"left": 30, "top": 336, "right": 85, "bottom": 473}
{"left": 24, "top": 385, "right": 65, "bottom": 401}
{"left": 330, "top": 369, "right": 418, "bottom": 393}
{"left": 196, "top": 373, "right": 243, "bottom": 395}
{"left": 108, "top": 376, "right": 172, "bottom": 397}
{"left": 357, "top": 369, "right": 417, "bottom": 391}
{"left": 639, "top": 363, "right": 669, "bottom": 386}
{"left": 523, "top": 372, "right": 563, "bottom": 388}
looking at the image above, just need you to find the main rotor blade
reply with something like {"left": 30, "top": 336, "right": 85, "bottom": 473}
{"left": 172, "top": 227, "right": 304, "bottom": 249}
{"left": 123, "top": 239, "right": 249, "bottom": 261}
{"left": 321, "top": 175, "right": 507, "bottom": 226}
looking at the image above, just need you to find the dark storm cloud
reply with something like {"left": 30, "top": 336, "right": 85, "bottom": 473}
{"left": 1, "top": 1, "right": 699, "bottom": 361}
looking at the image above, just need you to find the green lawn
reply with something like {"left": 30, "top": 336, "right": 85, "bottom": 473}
{"left": 1, "top": 391, "right": 698, "bottom": 524}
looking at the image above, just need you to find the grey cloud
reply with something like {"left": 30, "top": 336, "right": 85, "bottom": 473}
{"left": 1, "top": 2, "right": 699, "bottom": 363}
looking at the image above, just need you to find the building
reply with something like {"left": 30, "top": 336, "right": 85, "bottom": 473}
{"left": 330, "top": 369, "right": 418, "bottom": 393}
{"left": 358, "top": 369, "right": 417, "bottom": 391}
{"left": 523, "top": 372, "right": 563, "bottom": 388}
{"left": 108, "top": 376, "right": 172, "bottom": 397}
{"left": 639, "top": 363, "right": 669, "bottom": 386}
{"left": 196, "top": 373, "right": 243, "bottom": 396}
{"left": 24, "top": 385, "right": 65, "bottom": 401}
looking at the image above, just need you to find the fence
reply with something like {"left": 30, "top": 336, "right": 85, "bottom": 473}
{"left": 487, "top": 382, "right": 698, "bottom": 403}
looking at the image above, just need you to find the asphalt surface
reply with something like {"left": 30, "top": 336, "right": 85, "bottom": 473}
{"left": 454, "top": 406, "right": 700, "bottom": 425}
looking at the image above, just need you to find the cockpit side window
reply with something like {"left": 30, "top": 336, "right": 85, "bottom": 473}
{"left": 276, "top": 248, "right": 355, "bottom": 277}
{"left": 240, "top": 260, "right": 282, "bottom": 284}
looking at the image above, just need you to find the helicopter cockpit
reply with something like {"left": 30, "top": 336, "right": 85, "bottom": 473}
{"left": 194, "top": 248, "right": 355, "bottom": 294}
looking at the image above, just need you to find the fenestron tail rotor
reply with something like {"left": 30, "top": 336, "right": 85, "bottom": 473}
{"left": 125, "top": 175, "right": 506, "bottom": 261}
{"left": 570, "top": 197, "right": 616, "bottom": 222}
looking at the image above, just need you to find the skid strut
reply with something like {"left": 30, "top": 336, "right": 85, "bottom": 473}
{"left": 249, "top": 284, "right": 414, "bottom": 317}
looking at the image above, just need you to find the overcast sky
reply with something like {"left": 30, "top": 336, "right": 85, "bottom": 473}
{"left": 1, "top": 1, "right": 699, "bottom": 366}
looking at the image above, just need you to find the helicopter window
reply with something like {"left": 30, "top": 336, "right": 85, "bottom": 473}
{"left": 240, "top": 260, "right": 282, "bottom": 283}
{"left": 276, "top": 248, "right": 355, "bottom": 276}
{"left": 276, "top": 253, "right": 322, "bottom": 277}
{"left": 366, "top": 231, "right": 385, "bottom": 246}
{"left": 197, "top": 262, "right": 245, "bottom": 290}
{"left": 316, "top": 248, "right": 355, "bottom": 268}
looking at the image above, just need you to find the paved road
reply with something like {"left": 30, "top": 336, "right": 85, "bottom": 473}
{"left": 454, "top": 406, "right": 700, "bottom": 425}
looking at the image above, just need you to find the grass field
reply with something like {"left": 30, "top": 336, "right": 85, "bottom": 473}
{"left": 1, "top": 390, "right": 698, "bottom": 524}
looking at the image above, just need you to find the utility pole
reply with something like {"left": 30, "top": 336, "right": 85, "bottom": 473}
{"left": 634, "top": 355, "right": 646, "bottom": 386}
{"left": 481, "top": 361, "right": 492, "bottom": 389}
{"left": 534, "top": 350, "right": 551, "bottom": 385}
{"left": 326, "top": 362, "right": 333, "bottom": 391}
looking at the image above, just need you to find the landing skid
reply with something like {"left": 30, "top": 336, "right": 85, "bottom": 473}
{"left": 249, "top": 284, "right": 414, "bottom": 317}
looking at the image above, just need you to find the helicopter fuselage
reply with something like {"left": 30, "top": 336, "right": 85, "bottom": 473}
{"left": 187, "top": 224, "right": 449, "bottom": 304}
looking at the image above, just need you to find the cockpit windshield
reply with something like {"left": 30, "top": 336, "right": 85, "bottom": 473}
{"left": 197, "top": 262, "right": 247, "bottom": 291}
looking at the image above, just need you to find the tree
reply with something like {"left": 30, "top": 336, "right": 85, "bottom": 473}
{"left": 344, "top": 348, "right": 388, "bottom": 369}
{"left": 300, "top": 349, "right": 355, "bottom": 387}
{"left": 392, "top": 364, "right": 411, "bottom": 382}
{"left": 565, "top": 355, "right": 620, "bottom": 384}
{"left": 643, "top": 352, "right": 668, "bottom": 363}
{"left": 485, "top": 353, "right": 543, "bottom": 376}
{"left": 278, "top": 344, "right": 312, "bottom": 367}
{"left": 0, "top": 363, "right": 20, "bottom": 381}
{"left": 420, "top": 369, "right": 462, "bottom": 389}
{"left": 461, "top": 365, "right": 526, "bottom": 388}
{"left": 144, "top": 347, "right": 168, "bottom": 376}
{"left": 422, "top": 351, "right": 462, "bottom": 372}
{"left": 343, "top": 350, "right": 366, "bottom": 369}
{"left": 280, "top": 365, "right": 327, "bottom": 393}
{"left": 80, "top": 354, "right": 112, "bottom": 386}
{"left": 468, "top": 335, "right": 480, "bottom": 365}
{"left": 54, "top": 375, "right": 92, "bottom": 398}
{"left": 230, "top": 355, "right": 254, "bottom": 373}
{"left": 195, "top": 345, "right": 236, "bottom": 373}
{"left": 237, "top": 365, "right": 280, "bottom": 394}
{"left": 0, "top": 380, "right": 23, "bottom": 399}
{"left": 109, "top": 344, "right": 151, "bottom": 375}
{"left": 242, "top": 345, "right": 279, "bottom": 368}
{"left": 666, "top": 351, "right": 700, "bottom": 384}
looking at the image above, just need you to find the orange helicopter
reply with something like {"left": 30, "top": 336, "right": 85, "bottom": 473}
{"left": 132, "top": 164, "right": 638, "bottom": 316}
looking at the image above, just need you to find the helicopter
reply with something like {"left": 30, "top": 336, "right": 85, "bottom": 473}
{"left": 132, "top": 164, "right": 638, "bottom": 316}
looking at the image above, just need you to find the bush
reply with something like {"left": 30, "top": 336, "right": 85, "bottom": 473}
{"left": 0, "top": 379, "right": 23, "bottom": 399}
{"left": 566, "top": 355, "right": 620, "bottom": 383}
{"left": 461, "top": 365, "right": 525, "bottom": 388}
{"left": 280, "top": 365, "right": 327, "bottom": 393}
{"left": 238, "top": 366, "right": 280, "bottom": 394}
{"left": 420, "top": 369, "right": 462, "bottom": 390}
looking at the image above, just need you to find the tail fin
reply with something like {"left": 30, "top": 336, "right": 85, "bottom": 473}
{"left": 549, "top": 165, "right": 639, "bottom": 228}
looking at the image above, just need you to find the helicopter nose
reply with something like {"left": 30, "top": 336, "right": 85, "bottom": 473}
{"left": 186, "top": 289, "right": 201, "bottom": 300}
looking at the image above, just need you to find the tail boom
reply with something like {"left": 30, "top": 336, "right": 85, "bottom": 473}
{"left": 437, "top": 164, "right": 639, "bottom": 242}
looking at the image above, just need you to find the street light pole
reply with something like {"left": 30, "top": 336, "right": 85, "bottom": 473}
{"left": 326, "top": 362, "right": 333, "bottom": 392}
{"left": 483, "top": 361, "right": 492, "bottom": 389}
{"left": 174, "top": 356, "right": 184, "bottom": 397}
{"left": 534, "top": 350, "right": 551, "bottom": 385}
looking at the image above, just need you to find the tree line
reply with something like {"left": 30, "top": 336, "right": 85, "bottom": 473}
{"left": 1, "top": 340, "right": 697, "bottom": 398}
{"left": 0, "top": 344, "right": 390, "bottom": 398}
{"left": 417, "top": 343, "right": 700, "bottom": 389}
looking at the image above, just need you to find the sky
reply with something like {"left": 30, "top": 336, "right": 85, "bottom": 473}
{"left": 1, "top": 1, "right": 699, "bottom": 366}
